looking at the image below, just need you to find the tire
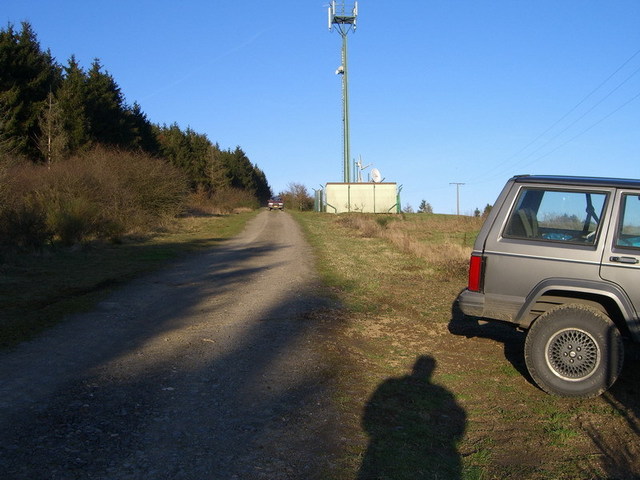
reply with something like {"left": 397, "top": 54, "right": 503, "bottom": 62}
{"left": 524, "top": 304, "right": 624, "bottom": 398}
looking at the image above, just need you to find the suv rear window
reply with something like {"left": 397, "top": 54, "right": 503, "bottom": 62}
{"left": 504, "top": 188, "right": 607, "bottom": 245}
{"left": 616, "top": 194, "right": 640, "bottom": 249}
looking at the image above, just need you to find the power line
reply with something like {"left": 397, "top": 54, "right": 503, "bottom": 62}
{"left": 466, "top": 46, "right": 640, "bottom": 185}
{"left": 516, "top": 88, "right": 640, "bottom": 170}
{"left": 511, "top": 63, "right": 640, "bottom": 168}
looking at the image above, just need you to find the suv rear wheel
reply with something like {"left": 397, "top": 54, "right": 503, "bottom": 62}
{"left": 524, "top": 304, "right": 624, "bottom": 397}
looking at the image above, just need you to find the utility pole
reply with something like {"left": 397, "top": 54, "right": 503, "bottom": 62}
{"left": 450, "top": 182, "right": 465, "bottom": 216}
{"left": 328, "top": 1, "right": 358, "bottom": 183}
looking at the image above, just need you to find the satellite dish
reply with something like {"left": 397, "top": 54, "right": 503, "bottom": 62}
{"left": 371, "top": 168, "right": 382, "bottom": 183}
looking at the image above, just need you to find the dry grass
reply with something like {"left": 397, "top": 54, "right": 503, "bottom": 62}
{"left": 335, "top": 213, "right": 482, "bottom": 280}
{"left": 293, "top": 211, "right": 640, "bottom": 480}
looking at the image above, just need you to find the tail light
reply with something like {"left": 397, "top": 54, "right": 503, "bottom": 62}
{"left": 468, "top": 254, "right": 484, "bottom": 292}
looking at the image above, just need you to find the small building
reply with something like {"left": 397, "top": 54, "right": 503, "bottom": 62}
{"left": 323, "top": 182, "right": 399, "bottom": 213}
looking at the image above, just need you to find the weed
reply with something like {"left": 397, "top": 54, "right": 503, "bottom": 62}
{"left": 545, "top": 412, "right": 579, "bottom": 446}
{"left": 499, "top": 363, "right": 521, "bottom": 377}
{"left": 374, "top": 215, "right": 399, "bottom": 229}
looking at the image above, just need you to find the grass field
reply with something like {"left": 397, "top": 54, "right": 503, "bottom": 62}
{"left": 292, "top": 211, "right": 640, "bottom": 480}
{"left": 2, "top": 208, "right": 639, "bottom": 479}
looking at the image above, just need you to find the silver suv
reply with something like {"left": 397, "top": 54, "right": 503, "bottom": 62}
{"left": 458, "top": 175, "right": 640, "bottom": 397}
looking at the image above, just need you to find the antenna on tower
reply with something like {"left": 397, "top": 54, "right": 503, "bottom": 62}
{"left": 328, "top": 1, "right": 358, "bottom": 183}
{"left": 355, "top": 155, "right": 371, "bottom": 183}
{"left": 328, "top": 0, "right": 358, "bottom": 32}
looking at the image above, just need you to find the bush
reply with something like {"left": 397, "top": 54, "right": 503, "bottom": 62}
{"left": 0, "top": 200, "right": 51, "bottom": 249}
{"left": 211, "top": 188, "right": 259, "bottom": 214}
{"left": 0, "top": 162, "right": 51, "bottom": 249}
{"left": 47, "top": 196, "right": 101, "bottom": 246}
{"left": 0, "top": 147, "right": 189, "bottom": 247}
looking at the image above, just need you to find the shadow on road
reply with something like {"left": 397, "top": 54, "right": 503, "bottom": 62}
{"left": 357, "top": 355, "right": 466, "bottom": 480}
{"left": 0, "top": 213, "right": 341, "bottom": 479}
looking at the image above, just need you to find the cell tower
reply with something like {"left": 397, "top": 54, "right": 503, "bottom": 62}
{"left": 328, "top": 1, "right": 358, "bottom": 183}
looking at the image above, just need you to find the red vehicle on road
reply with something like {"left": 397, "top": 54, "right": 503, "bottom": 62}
{"left": 267, "top": 197, "right": 284, "bottom": 211}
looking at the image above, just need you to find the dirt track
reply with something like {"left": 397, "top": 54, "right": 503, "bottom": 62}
{"left": 0, "top": 211, "right": 339, "bottom": 479}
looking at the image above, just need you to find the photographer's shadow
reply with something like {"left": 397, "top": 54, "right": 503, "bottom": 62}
{"left": 358, "top": 355, "right": 466, "bottom": 480}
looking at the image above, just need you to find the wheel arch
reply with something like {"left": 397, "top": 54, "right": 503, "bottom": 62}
{"left": 515, "top": 278, "right": 640, "bottom": 341}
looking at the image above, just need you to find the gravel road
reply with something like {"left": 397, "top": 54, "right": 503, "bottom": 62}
{"left": 0, "top": 211, "right": 340, "bottom": 479}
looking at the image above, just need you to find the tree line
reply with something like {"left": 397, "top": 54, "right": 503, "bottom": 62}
{"left": 0, "top": 22, "right": 271, "bottom": 205}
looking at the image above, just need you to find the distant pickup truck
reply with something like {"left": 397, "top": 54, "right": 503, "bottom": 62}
{"left": 267, "top": 197, "right": 284, "bottom": 211}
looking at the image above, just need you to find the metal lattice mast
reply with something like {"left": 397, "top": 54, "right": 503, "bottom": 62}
{"left": 328, "top": 1, "right": 358, "bottom": 183}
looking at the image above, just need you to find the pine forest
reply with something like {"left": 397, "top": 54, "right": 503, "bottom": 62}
{"left": 0, "top": 22, "right": 272, "bottom": 247}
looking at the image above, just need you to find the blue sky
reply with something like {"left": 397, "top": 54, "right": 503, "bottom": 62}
{"left": 4, "top": 1, "right": 639, "bottom": 214}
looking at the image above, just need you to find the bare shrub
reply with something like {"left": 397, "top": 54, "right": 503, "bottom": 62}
{"left": 0, "top": 147, "right": 189, "bottom": 247}
{"left": 183, "top": 188, "right": 218, "bottom": 217}
{"left": 336, "top": 215, "right": 383, "bottom": 238}
{"left": 0, "top": 200, "right": 50, "bottom": 248}
{"left": 358, "top": 219, "right": 382, "bottom": 238}
{"left": 211, "top": 188, "right": 258, "bottom": 214}
{"left": 47, "top": 196, "right": 101, "bottom": 245}
{"left": 280, "top": 182, "right": 314, "bottom": 211}
{"left": 0, "top": 163, "right": 52, "bottom": 248}
{"left": 74, "top": 148, "right": 188, "bottom": 232}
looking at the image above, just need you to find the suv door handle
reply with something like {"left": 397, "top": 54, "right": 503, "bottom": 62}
{"left": 610, "top": 256, "right": 639, "bottom": 265}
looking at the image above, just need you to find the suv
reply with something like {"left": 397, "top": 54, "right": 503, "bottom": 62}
{"left": 458, "top": 175, "right": 640, "bottom": 397}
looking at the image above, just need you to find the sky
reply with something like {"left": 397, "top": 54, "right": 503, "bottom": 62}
{"left": 3, "top": 1, "right": 639, "bottom": 214}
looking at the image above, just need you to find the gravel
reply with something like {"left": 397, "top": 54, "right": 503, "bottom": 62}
{"left": 0, "top": 211, "right": 341, "bottom": 479}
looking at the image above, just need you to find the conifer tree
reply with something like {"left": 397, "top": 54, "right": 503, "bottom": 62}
{"left": 252, "top": 166, "right": 272, "bottom": 204}
{"left": 184, "top": 128, "right": 213, "bottom": 190}
{"left": 157, "top": 123, "right": 191, "bottom": 171}
{"left": 85, "top": 59, "right": 127, "bottom": 147}
{"left": 418, "top": 200, "right": 433, "bottom": 214}
{"left": 208, "top": 145, "right": 231, "bottom": 192}
{"left": 0, "top": 22, "right": 60, "bottom": 160}
{"left": 126, "top": 102, "right": 159, "bottom": 154}
{"left": 57, "top": 55, "right": 89, "bottom": 155}
{"left": 225, "top": 147, "right": 256, "bottom": 192}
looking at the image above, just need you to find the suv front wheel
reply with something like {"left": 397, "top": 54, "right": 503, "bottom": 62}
{"left": 524, "top": 304, "right": 624, "bottom": 397}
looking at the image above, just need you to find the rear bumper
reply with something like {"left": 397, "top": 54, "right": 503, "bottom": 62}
{"left": 458, "top": 289, "right": 485, "bottom": 317}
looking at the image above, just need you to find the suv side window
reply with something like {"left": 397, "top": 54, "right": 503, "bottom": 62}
{"left": 616, "top": 194, "right": 640, "bottom": 249}
{"left": 504, "top": 188, "right": 606, "bottom": 245}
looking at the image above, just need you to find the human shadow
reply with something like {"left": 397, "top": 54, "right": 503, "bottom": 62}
{"left": 358, "top": 356, "right": 466, "bottom": 480}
